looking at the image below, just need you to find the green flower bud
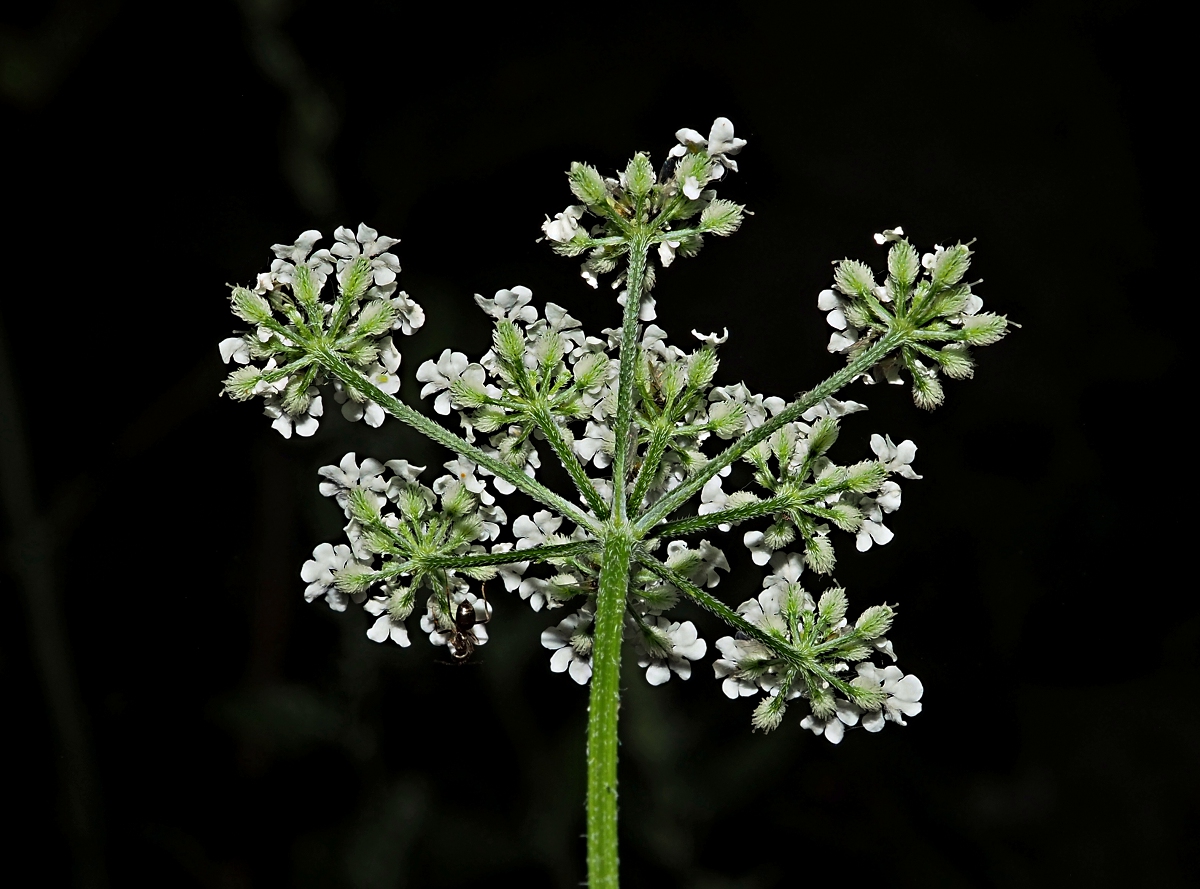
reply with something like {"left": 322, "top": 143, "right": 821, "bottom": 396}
{"left": 910, "top": 368, "right": 945, "bottom": 410}
{"left": 340, "top": 255, "right": 373, "bottom": 302}
{"left": 624, "top": 153, "right": 654, "bottom": 197}
{"left": 887, "top": 240, "right": 920, "bottom": 293}
{"left": 806, "top": 416, "right": 840, "bottom": 458}
{"left": 817, "top": 586, "right": 847, "bottom": 629}
{"left": 929, "top": 243, "right": 971, "bottom": 290}
{"left": 292, "top": 263, "right": 321, "bottom": 315}
{"left": 935, "top": 344, "right": 975, "bottom": 379}
{"left": 804, "top": 533, "right": 836, "bottom": 575}
{"left": 855, "top": 604, "right": 894, "bottom": 639}
{"left": 842, "top": 460, "right": 887, "bottom": 493}
{"left": 230, "top": 286, "right": 273, "bottom": 325}
{"left": 833, "top": 259, "right": 876, "bottom": 299}
{"left": 686, "top": 347, "right": 719, "bottom": 391}
{"left": 492, "top": 320, "right": 527, "bottom": 370}
{"left": 700, "top": 199, "right": 745, "bottom": 236}
{"left": 223, "top": 366, "right": 264, "bottom": 401}
{"left": 960, "top": 313, "right": 1009, "bottom": 346}
{"left": 352, "top": 299, "right": 396, "bottom": 338}
{"left": 386, "top": 586, "right": 415, "bottom": 622}
{"left": 347, "top": 487, "right": 383, "bottom": 525}
{"left": 568, "top": 162, "right": 609, "bottom": 207}
{"left": 334, "top": 566, "right": 376, "bottom": 596}
{"left": 764, "top": 521, "right": 796, "bottom": 549}
{"left": 751, "top": 694, "right": 787, "bottom": 733}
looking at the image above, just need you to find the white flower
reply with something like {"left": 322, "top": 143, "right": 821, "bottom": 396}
{"left": 475, "top": 285, "right": 538, "bottom": 324}
{"left": 854, "top": 494, "right": 895, "bottom": 552}
{"left": 364, "top": 586, "right": 413, "bottom": 647}
{"left": 218, "top": 336, "right": 251, "bottom": 365}
{"left": 513, "top": 510, "right": 563, "bottom": 549}
{"left": 666, "top": 539, "right": 730, "bottom": 588}
{"left": 697, "top": 466, "right": 734, "bottom": 530}
{"left": 517, "top": 576, "right": 557, "bottom": 612}
{"left": 541, "top": 606, "right": 594, "bottom": 684}
{"left": 301, "top": 542, "right": 361, "bottom": 611}
{"left": 263, "top": 391, "right": 323, "bottom": 438}
{"left": 712, "top": 635, "right": 774, "bottom": 699}
{"left": 331, "top": 223, "right": 401, "bottom": 287}
{"left": 434, "top": 456, "right": 495, "bottom": 506}
{"left": 875, "top": 480, "right": 902, "bottom": 513}
{"left": 488, "top": 542, "right": 529, "bottom": 592}
{"left": 708, "top": 383, "right": 786, "bottom": 431}
{"left": 763, "top": 551, "right": 807, "bottom": 598}
{"left": 799, "top": 701, "right": 862, "bottom": 744}
{"left": 800, "top": 396, "right": 868, "bottom": 423}
{"left": 370, "top": 285, "right": 425, "bottom": 335}
{"left": 573, "top": 421, "right": 614, "bottom": 469}
{"left": 737, "top": 588, "right": 790, "bottom": 639}
{"left": 335, "top": 357, "right": 401, "bottom": 428}
{"left": 692, "top": 328, "right": 729, "bottom": 347}
{"left": 541, "top": 206, "right": 585, "bottom": 243}
{"left": 635, "top": 619, "right": 707, "bottom": 685}
{"left": 921, "top": 244, "right": 946, "bottom": 271}
{"left": 416, "top": 349, "right": 482, "bottom": 415}
{"left": 269, "top": 230, "right": 335, "bottom": 292}
{"left": 818, "top": 288, "right": 859, "bottom": 353}
{"left": 873, "top": 226, "right": 905, "bottom": 245}
{"left": 870, "top": 433, "right": 922, "bottom": 480}
{"left": 318, "top": 452, "right": 388, "bottom": 509}
{"left": 252, "top": 272, "right": 274, "bottom": 294}
{"left": 854, "top": 664, "right": 924, "bottom": 731}
{"left": 658, "top": 238, "right": 680, "bottom": 267}
{"left": 669, "top": 117, "right": 746, "bottom": 178}
{"left": 743, "top": 530, "right": 774, "bottom": 566}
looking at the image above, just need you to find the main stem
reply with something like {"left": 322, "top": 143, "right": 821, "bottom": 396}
{"left": 587, "top": 529, "right": 631, "bottom": 888}
{"left": 585, "top": 231, "right": 650, "bottom": 888}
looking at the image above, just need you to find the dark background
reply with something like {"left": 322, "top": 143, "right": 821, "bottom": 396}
{"left": 1, "top": 1, "right": 1190, "bottom": 887}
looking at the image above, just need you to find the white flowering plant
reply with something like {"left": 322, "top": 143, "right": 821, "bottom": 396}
{"left": 219, "top": 118, "right": 1009, "bottom": 887}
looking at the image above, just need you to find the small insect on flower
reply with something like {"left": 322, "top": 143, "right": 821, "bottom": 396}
{"left": 445, "top": 582, "right": 492, "bottom": 661}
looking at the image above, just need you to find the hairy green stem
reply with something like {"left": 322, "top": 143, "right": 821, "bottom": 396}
{"left": 627, "top": 421, "right": 673, "bottom": 511}
{"left": 635, "top": 552, "right": 809, "bottom": 671}
{"left": 633, "top": 331, "right": 905, "bottom": 534}
{"left": 588, "top": 529, "right": 631, "bottom": 888}
{"left": 609, "top": 234, "right": 651, "bottom": 520}
{"left": 529, "top": 402, "right": 609, "bottom": 518}
{"left": 407, "top": 540, "right": 600, "bottom": 570}
{"left": 650, "top": 493, "right": 794, "bottom": 540}
{"left": 315, "top": 348, "right": 599, "bottom": 535}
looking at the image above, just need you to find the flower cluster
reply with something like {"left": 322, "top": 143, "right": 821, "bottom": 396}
{"left": 220, "top": 224, "right": 424, "bottom": 436}
{"left": 302, "top": 451, "right": 515, "bottom": 653}
{"left": 713, "top": 555, "right": 922, "bottom": 740}
{"left": 222, "top": 117, "right": 1011, "bottom": 753}
{"left": 819, "top": 234, "right": 1010, "bottom": 409}
{"left": 540, "top": 118, "right": 748, "bottom": 318}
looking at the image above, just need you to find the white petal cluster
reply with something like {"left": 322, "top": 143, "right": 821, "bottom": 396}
{"left": 818, "top": 234, "right": 1008, "bottom": 406}
{"left": 331, "top": 223, "right": 401, "bottom": 287}
{"left": 712, "top": 562, "right": 917, "bottom": 739}
{"left": 305, "top": 453, "right": 515, "bottom": 652}
{"left": 547, "top": 118, "right": 747, "bottom": 296}
{"left": 631, "top": 618, "right": 707, "bottom": 686}
{"left": 220, "top": 225, "right": 425, "bottom": 438}
{"left": 541, "top": 605, "right": 595, "bottom": 684}
{"left": 668, "top": 117, "right": 747, "bottom": 181}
